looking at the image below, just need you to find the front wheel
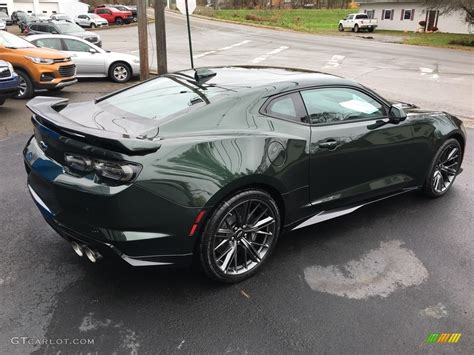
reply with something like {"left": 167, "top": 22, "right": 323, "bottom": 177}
{"left": 199, "top": 190, "right": 281, "bottom": 283}
{"left": 115, "top": 17, "right": 123, "bottom": 25}
{"left": 423, "top": 138, "right": 462, "bottom": 198}
{"left": 14, "top": 70, "right": 34, "bottom": 99}
{"left": 91, "top": 23, "right": 96, "bottom": 28}
{"left": 338, "top": 24, "right": 344, "bottom": 32}
{"left": 368, "top": 27, "right": 375, "bottom": 33}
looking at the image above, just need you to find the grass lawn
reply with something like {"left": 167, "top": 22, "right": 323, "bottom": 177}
{"left": 195, "top": 8, "right": 474, "bottom": 50}
{"left": 196, "top": 8, "right": 353, "bottom": 33}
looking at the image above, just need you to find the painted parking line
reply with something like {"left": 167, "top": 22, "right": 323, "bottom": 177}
{"left": 419, "top": 64, "right": 440, "bottom": 80}
{"left": 323, "top": 55, "right": 345, "bottom": 69}
{"left": 251, "top": 46, "right": 289, "bottom": 64}
{"left": 193, "top": 40, "right": 252, "bottom": 59}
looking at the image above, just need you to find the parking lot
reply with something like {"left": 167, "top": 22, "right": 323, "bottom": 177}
{"left": 1, "top": 11, "right": 473, "bottom": 354}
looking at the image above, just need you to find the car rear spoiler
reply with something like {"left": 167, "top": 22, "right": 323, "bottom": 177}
{"left": 26, "top": 97, "right": 161, "bottom": 155}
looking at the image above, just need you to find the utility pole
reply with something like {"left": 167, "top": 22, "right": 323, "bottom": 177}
{"left": 154, "top": 0, "right": 168, "bottom": 74}
{"left": 137, "top": 0, "right": 149, "bottom": 80}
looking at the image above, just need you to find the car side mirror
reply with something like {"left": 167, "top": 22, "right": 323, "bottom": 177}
{"left": 388, "top": 105, "right": 407, "bottom": 123}
{"left": 89, "top": 48, "right": 97, "bottom": 54}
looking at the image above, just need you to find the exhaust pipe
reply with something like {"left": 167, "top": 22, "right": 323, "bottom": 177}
{"left": 83, "top": 246, "right": 103, "bottom": 263}
{"left": 71, "top": 241, "right": 84, "bottom": 257}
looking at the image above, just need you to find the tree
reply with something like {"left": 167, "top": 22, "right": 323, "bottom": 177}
{"left": 423, "top": 0, "right": 474, "bottom": 23}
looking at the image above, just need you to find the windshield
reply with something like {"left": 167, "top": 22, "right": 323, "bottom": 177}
{"left": 55, "top": 22, "right": 84, "bottom": 33}
{"left": 98, "top": 76, "right": 227, "bottom": 120}
{"left": 0, "top": 31, "right": 35, "bottom": 48}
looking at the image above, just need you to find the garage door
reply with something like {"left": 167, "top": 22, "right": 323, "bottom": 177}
{"left": 14, "top": 3, "right": 34, "bottom": 13}
{"left": 38, "top": 3, "right": 59, "bottom": 14}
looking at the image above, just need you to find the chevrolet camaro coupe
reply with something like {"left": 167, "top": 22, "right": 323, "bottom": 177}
{"left": 23, "top": 66, "right": 466, "bottom": 283}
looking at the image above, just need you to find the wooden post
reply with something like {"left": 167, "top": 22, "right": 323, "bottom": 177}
{"left": 137, "top": 0, "right": 149, "bottom": 80}
{"left": 154, "top": 0, "right": 168, "bottom": 74}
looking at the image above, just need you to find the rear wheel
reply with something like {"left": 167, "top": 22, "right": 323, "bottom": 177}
{"left": 423, "top": 138, "right": 462, "bottom": 198}
{"left": 199, "top": 190, "right": 281, "bottom": 283}
{"left": 354, "top": 24, "right": 360, "bottom": 33}
{"left": 14, "top": 70, "right": 34, "bottom": 99}
{"left": 115, "top": 17, "right": 123, "bottom": 25}
{"left": 368, "top": 27, "right": 375, "bottom": 33}
{"left": 109, "top": 62, "right": 132, "bottom": 83}
{"left": 338, "top": 24, "right": 344, "bottom": 32}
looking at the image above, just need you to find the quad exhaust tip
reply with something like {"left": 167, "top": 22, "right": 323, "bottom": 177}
{"left": 70, "top": 241, "right": 102, "bottom": 263}
{"left": 71, "top": 241, "right": 84, "bottom": 257}
{"left": 83, "top": 246, "right": 103, "bottom": 263}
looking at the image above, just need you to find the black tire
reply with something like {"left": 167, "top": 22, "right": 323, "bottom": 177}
{"left": 422, "top": 138, "right": 462, "bottom": 198}
{"left": 115, "top": 17, "right": 123, "bottom": 25}
{"left": 91, "top": 23, "right": 96, "bottom": 29}
{"left": 368, "top": 27, "right": 375, "bottom": 33}
{"left": 354, "top": 24, "right": 360, "bottom": 33}
{"left": 199, "top": 189, "right": 281, "bottom": 283}
{"left": 0, "top": 98, "right": 5, "bottom": 105}
{"left": 14, "top": 70, "right": 34, "bottom": 99}
{"left": 338, "top": 24, "right": 344, "bottom": 32}
{"left": 109, "top": 62, "right": 132, "bottom": 83}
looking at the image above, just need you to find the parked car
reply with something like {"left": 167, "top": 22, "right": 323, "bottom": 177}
{"left": 94, "top": 6, "right": 133, "bottom": 25}
{"left": 32, "top": 13, "right": 51, "bottom": 21}
{"left": 75, "top": 13, "right": 108, "bottom": 28}
{"left": 11, "top": 10, "right": 25, "bottom": 25}
{"left": 0, "top": 60, "right": 19, "bottom": 105}
{"left": 28, "top": 34, "right": 139, "bottom": 82}
{"left": 0, "top": 12, "right": 12, "bottom": 26}
{"left": 0, "top": 31, "right": 77, "bottom": 99}
{"left": 25, "top": 20, "right": 102, "bottom": 47}
{"left": 17, "top": 13, "right": 39, "bottom": 33}
{"left": 0, "top": 19, "right": 6, "bottom": 31}
{"left": 22, "top": 66, "right": 467, "bottom": 282}
{"left": 97, "top": 4, "right": 137, "bottom": 21}
{"left": 50, "top": 13, "right": 73, "bottom": 22}
{"left": 339, "top": 13, "right": 378, "bottom": 32}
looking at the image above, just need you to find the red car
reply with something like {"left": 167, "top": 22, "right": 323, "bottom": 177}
{"left": 94, "top": 6, "right": 133, "bottom": 25}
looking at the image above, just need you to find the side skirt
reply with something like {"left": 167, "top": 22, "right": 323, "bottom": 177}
{"left": 291, "top": 187, "right": 418, "bottom": 231}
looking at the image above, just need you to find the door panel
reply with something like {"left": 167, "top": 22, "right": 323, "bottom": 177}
{"left": 302, "top": 87, "right": 417, "bottom": 208}
{"left": 63, "top": 39, "right": 105, "bottom": 76}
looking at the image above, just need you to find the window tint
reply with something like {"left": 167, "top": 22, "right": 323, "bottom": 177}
{"left": 265, "top": 93, "right": 306, "bottom": 123}
{"left": 64, "top": 39, "right": 91, "bottom": 52}
{"left": 34, "top": 37, "right": 62, "bottom": 50}
{"left": 356, "top": 14, "right": 368, "bottom": 19}
{"left": 301, "top": 88, "right": 385, "bottom": 125}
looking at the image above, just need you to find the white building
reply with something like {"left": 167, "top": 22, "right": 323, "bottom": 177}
{"left": 358, "top": 0, "right": 472, "bottom": 34}
{"left": 0, "top": 0, "right": 89, "bottom": 17}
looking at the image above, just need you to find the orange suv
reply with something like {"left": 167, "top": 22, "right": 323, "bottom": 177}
{"left": 0, "top": 31, "right": 77, "bottom": 99}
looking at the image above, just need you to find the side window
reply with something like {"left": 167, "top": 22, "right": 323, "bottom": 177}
{"left": 34, "top": 38, "right": 63, "bottom": 50}
{"left": 64, "top": 39, "right": 91, "bottom": 52}
{"left": 29, "top": 24, "right": 38, "bottom": 31}
{"left": 301, "top": 88, "right": 386, "bottom": 125}
{"left": 264, "top": 93, "right": 307, "bottom": 123}
{"left": 43, "top": 24, "right": 55, "bottom": 33}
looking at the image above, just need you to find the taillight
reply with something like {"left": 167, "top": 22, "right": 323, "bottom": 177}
{"left": 64, "top": 153, "right": 142, "bottom": 183}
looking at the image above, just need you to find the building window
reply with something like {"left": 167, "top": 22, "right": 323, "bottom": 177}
{"left": 402, "top": 9, "right": 415, "bottom": 21}
{"left": 365, "top": 10, "right": 375, "bottom": 19}
{"left": 382, "top": 9, "right": 394, "bottom": 21}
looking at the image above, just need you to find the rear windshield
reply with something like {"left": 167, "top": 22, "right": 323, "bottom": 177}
{"left": 55, "top": 22, "right": 84, "bottom": 33}
{"left": 98, "top": 76, "right": 229, "bottom": 120}
{"left": 356, "top": 14, "right": 369, "bottom": 19}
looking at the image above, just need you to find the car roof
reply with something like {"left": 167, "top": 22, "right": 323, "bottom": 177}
{"left": 27, "top": 33, "right": 91, "bottom": 42}
{"left": 179, "top": 66, "right": 360, "bottom": 95}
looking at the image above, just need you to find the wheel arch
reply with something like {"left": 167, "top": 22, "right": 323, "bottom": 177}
{"left": 448, "top": 132, "right": 466, "bottom": 161}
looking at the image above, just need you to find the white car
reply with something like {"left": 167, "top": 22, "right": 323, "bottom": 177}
{"left": 339, "top": 13, "right": 378, "bottom": 33}
{"left": 50, "top": 13, "right": 73, "bottom": 22}
{"left": 27, "top": 34, "right": 140, "bottom": 83}
{"left": 75, "top": 13, "right": 109, "bottom": 28}
{"left": 0, "top": 19, "right": 6, "bottom": 31}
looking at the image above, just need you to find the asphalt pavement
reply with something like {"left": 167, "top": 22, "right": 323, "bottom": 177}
{"left": 0, "top": 13, "right": 473, "bottom": 355}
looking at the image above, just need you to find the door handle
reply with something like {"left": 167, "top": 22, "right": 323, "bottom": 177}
{"left": 319, "top": 139, "right": 340, "bottom": 149}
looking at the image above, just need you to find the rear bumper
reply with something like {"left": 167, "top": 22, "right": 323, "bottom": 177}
{"left": 24, "top": 135, "right": 198, "bottom": 266}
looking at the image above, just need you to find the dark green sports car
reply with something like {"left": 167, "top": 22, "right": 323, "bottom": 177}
{"left": 23, "top": 66, "right": 467, "bottom": 282}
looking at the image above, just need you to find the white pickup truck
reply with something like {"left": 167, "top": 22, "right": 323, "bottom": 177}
{"left": 339, "top": 13, "right": 378, "bottom": 33}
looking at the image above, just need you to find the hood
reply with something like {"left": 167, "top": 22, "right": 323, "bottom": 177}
{"left": 10, "top": 47, "right": 70, "bottom": 59}
{"left": 69, "top": 31, "right": 98, "bottom": 39}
